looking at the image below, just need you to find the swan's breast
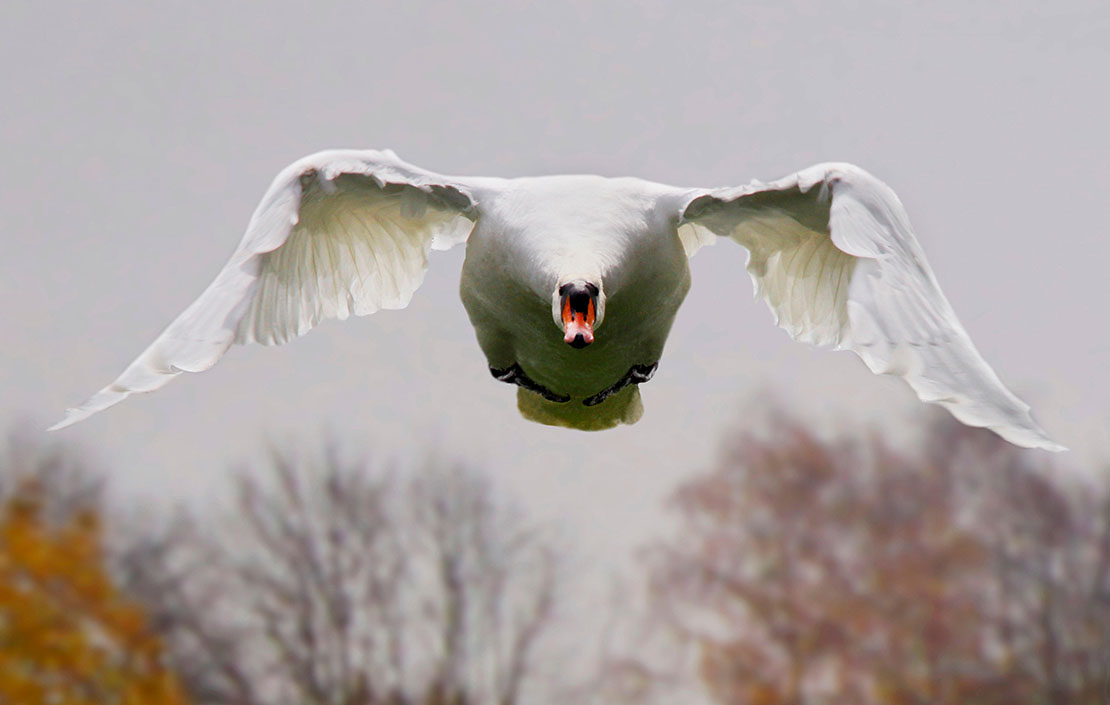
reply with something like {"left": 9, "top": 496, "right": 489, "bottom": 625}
{"left": 459, "top": 176, "right": 691, "bottom": 398}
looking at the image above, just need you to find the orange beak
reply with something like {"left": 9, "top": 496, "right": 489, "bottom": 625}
{"left": 562, "top": 295, "right": 595, "bottom": 348}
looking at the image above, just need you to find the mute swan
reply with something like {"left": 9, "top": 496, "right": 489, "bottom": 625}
{"left": 51, "top": 150, "right": 1063, "bottom": 450}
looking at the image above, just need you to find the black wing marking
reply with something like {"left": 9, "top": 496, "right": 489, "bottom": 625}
{"left": 489, "top": 364, "right": 571, "bottom": 403}
{"left": 583, "top": 363, "right": 658, "bottom": 407}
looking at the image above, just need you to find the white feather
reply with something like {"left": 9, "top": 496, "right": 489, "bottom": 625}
{"left": 682, "top": 163, "right": 1063, "bottom": 451}
{"left": 50, "top": 150, "right": 476, "bottom": 430}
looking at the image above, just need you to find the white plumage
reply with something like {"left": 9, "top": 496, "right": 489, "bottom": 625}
{"left": 51, "top": 150, "right": 1063, "bottom": 451}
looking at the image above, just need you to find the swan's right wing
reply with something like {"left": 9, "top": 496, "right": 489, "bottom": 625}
{"left": 52, "top": 149, "right": 481, "bottom": 429}
{"left": 679, "top": 162, "right": 1063, "bottom": 451}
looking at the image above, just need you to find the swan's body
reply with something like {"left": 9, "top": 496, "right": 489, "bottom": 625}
{"left": 52, "top": 150, "right": 1063, "bottom": 450}
{"left": 460, "top": 176, "right": 689, "bottom": 428}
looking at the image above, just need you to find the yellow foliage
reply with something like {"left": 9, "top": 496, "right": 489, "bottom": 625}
{"left": 0, "top": 478, "right": 189, "bottom": 705}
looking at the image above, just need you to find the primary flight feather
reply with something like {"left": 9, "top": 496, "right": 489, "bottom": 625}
{"left": 51, "top": 150, "right": 1063, "bottom": 451}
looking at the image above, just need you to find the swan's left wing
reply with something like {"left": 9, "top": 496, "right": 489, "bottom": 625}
{"left": 678, "top": 163, "right": 1063, "bottom": 451}
{"left": 52, "top": 149, "right": 480, "bottom": 429}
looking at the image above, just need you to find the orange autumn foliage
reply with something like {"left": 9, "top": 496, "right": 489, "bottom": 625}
{"left": 0, "top": 478, "right": 189, "bottom": 705}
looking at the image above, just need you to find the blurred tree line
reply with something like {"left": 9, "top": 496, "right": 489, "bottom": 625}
{"left": 0, "top": 437, "right": 556, "bottom": 705}
{"left": 605, "top": 411, "right": 1110, "bottom": 705}
{"left": 1, "top": 410, "right": 1107, "bottom": 705}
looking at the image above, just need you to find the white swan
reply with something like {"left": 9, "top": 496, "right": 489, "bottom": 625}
{"left": 51, "top": 150, "right": 1063, "bottom": 450}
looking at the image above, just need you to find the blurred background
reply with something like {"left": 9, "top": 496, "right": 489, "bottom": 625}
{"left": 2, "top": 1, "right": 1108, "bottom": 703}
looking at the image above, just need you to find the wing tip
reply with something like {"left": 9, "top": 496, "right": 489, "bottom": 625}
{"left": 995, "top": 426, "right": 1068, "bottom": 453}
{"left": 942, "top": 400, "right": 1067, "bottom": 452}
{"left": 46, "top": 384, "right": 134, "bottom": 432}
{"left": 46, "top": 408, "right": 92, "bottom": 432}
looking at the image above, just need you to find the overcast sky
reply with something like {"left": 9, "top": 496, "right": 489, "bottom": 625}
{"left": 2, "top": 0, "right": 1108, "bottom": 675}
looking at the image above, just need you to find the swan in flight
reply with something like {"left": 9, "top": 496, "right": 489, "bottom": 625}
{"left": 51, "top": 150, "right": 1063, "bottom": 450}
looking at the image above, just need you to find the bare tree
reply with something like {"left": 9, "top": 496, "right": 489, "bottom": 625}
{"left": 121, "top": 445, "right": 558, "bottom": 705}
{"left": 621, "top": 408, "right": 1110, "bottom": 705}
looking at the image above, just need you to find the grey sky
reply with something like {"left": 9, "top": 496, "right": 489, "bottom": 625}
{"left": 2, "top": 1, "right": 1108, "bottom": 670}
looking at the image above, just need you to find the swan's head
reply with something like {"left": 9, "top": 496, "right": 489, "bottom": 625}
{"left": 553, "top": 279, "right": 604, "bottom": 348}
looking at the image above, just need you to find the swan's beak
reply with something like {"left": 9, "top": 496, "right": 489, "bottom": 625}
{"left": 560, "top": 282, "right": 597, "bottom": 348}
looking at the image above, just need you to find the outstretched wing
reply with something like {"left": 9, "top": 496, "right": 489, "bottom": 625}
{"left": 52, "top": 149, "right": 480, "bottom": 429}
{"left": 679, "top": 163, "right": 1063, "bottom": 451}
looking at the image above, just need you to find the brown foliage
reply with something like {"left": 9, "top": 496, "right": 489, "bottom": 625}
{"left": 643, "top": 410, "right": 1110, "bottom": 705}
{"left": 0, "top": 434, "right": 189, "bottom": 705}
